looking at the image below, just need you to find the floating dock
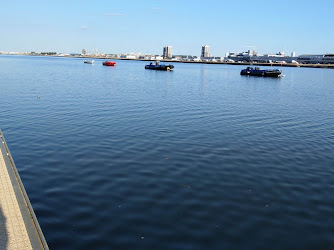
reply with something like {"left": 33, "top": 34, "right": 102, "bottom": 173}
{"left": 0, "top": 130, "right": 48, "bottom": 250}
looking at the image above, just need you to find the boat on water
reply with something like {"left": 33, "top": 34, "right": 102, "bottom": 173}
{"left": 240, "top": 67, "right": 282, "bottom": 77}
{"left": 145, "top": 61, "right": 174, "bottom": 71}
{"left": 83, "top": 60, "right": 94, "bottom": 64}
{"left": 103, "top": 61, "right": 116, "bottom": 66}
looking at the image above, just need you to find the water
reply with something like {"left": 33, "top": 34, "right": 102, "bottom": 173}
{"left": 0, "top": 55, "right": 334, "bottom": 249}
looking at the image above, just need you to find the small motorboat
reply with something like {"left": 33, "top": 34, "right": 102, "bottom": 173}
{"left": 83, "top": 60, "right": 94, "bottom": 64}
{"left": 240, "top": 67, "right": 282, "bottom": 77}
{"left": 103, "top": 61, "right": 116, "bottom": 66}
{"left": 145, "top": 61, "right": 174, "bottom": 71}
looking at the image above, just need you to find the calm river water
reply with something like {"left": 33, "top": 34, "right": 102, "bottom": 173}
{"left": 0, "top": 55, "right": 334, "bottom": 249}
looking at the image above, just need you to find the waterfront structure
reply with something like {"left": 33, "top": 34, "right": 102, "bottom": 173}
{"left": 297, "top": 54, "right": 334, "bottom": 64}
{"left": 227, "top": 50, "right": 258, "bottom": 62}
{"left": 41, "top": 52, "right": 57, "bottom": 56}
{"left": 248, "top": 50, "right": 256, "bottom": 56}
{"left": 225, "top": 50, "right": 334, "bottom": 64}
{"left": 0, "top": 130, "right": 48, "bottom": 249}
{"left": 2, "top": 49, "right": 334, "bottom": 65}
{"left": 201, "top": 45, "right": 210, "bottom": 58}
{"left": 126, "top": 55, "right": 136, "bottom": 59}
{"left": 253, "top": 53, "right": 288, "bottom": 63}
{"left": 82, "top": 49, "right": 86, "bottom": 55}
{"left": 163, "top": 46, "right": 173, "bottom": 59}
{"left": 227, "top": 50, "right": 291, "bottom": 63}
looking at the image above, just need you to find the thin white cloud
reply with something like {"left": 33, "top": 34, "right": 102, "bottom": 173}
{"left": 152, "top": 7, "right": 161, "bottom": 10}
{"left": 80, "top": 26, "right": 89, "bottom": 31}
{"left": 104, "top": 13, "right": 123, "bottom": 16}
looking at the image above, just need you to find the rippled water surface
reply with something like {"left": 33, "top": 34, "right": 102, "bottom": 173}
{"left": 1, "top": 55, "right": 334, "bottom": 249}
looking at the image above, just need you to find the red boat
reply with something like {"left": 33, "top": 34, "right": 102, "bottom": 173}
{"left": 102, "top": 61, "right": 116, "bottom": 66}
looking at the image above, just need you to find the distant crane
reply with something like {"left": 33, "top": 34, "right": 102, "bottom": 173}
{"left": 93, "top": 47, "right": 100, "bottom": 56}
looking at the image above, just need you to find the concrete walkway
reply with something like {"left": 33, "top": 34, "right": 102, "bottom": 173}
{"left": 0, "top": 130, "right": 48, "bottom": 250}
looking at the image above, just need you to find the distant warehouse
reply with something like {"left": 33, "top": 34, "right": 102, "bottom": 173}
{"left": 297, "top": 54, "right": 334, "bottom": 64}
{"left": 40, "top": 52, "right": 57, "bottom": 56}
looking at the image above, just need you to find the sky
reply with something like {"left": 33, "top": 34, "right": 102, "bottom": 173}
{"left": 0, "top": 0, "right": 333, "bottom": 56}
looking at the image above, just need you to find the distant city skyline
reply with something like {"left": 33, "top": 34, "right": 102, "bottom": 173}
{"left": 1, "top": 0, "right": 334, "bottom": 56}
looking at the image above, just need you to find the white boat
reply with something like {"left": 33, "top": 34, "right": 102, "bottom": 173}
{"left": 83, "top": 60, "right": 94, "bottom": 64}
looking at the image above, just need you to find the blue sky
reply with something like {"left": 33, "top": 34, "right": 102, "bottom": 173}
{"left": 1, "top": 0, "right": 333, "bottom": 56}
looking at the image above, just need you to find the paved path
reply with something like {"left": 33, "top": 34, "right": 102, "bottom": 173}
{"left": 0, "top": 148, "right": 33, "bottom": 249}
{"left": 0, "top": 131, "right": 48, "bottom": 250}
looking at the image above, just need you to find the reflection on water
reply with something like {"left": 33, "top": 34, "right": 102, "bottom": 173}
{"left": 0, "top": 55, "right": 334, "bottom": 249}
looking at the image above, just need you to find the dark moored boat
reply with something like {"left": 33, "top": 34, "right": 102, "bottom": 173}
{"left": 83, "top": 60, "right": 94, "bottom": 64}
{"left": 240, "top": 67, "right": 282, "bottom": 77}
{"left": 103, "top": 61, "right": 116, "bottom": 66}
{"left": 145, "top": 61, "right": 174, "bottom": 71}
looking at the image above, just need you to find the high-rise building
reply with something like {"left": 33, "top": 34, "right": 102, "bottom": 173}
{"left": 291, "top": 52, "right": 296, "bottom": 57}
{"left": 163, "top": 46, "right": 172, "bottom": 59}
{"left": 82, "top": 49, "right": 86, "bottom": 55}
{"left": 201, "top": 45, "right": 210, "bottom": 58}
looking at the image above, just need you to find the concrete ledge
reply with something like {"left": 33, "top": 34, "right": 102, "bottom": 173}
{"left": 0, "top": 129, "right": 48, "bottom": 250}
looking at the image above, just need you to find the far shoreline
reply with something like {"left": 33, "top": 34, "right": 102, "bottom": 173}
{"left": 2, "top": 54, "right": 334, "bottom": 69}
